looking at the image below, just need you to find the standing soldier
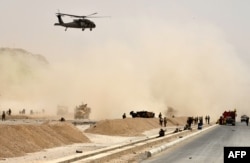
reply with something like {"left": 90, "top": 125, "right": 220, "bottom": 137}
{"left": 246, "top": 117, "right": 249, "bottom": 126}
{"left": 122, "top": 113, "right": 126, "bottom": 119}
{"left": 219, "top": 116, "right": 223, "bottom": 125}
{"left": 163, "top": 117, "right": 167, "bottom": 127}
{"left": 2, "top": 111, "right": 6, "bottom": 121}
{"left": 158, "top": 112, "right": 162, "bottom": 119}
{"left": 159, "top": 117, "right": 163, "bottom": 126}
{"left": 187, "top": 117, "right": 193, "bottom": 128}
{"left": 207, "top": 115, "right": 210, "bottom": 124}
{"left": 196, "top": 116, "right": 199, "bottom": 124}
{"left": 7, "top": 108, "right": 11, "bottom": 116}
{"left": 199, "top": 116, "right": 203, "bottom": 125}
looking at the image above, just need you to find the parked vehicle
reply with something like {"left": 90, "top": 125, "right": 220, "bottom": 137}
{"left": 130, "top": 111, "right": 155, "bottom": 118}
{"left": 241, "top": 115, "right": 249, "bottom": 122}
{"left": 220, "top": 110, "right": 237, "bottom": 126}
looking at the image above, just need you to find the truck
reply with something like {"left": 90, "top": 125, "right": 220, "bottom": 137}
{"left": 241, "top": 115, "right": 249, "bottom": 122}
{"left": 219, "top": 110, "right": 237, "bottom": 126}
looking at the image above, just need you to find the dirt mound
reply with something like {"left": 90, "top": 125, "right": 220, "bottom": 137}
{"left": 0, "top": 122, "right": 90, "bottom": 158}
{"left": 85, "top": 117, "right": 187, "bottom": 136}
{"left": 167, "top": 116, "right": 188, "bottom": 126}
{"left": 5, "top": 114, "right": 30, "bottom": 120}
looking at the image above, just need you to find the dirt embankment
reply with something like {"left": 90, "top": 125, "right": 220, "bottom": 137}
{"left": 0, "top": 122, "right": 90, "bottom": 158}
{"left": 85, "top": 117, "right": 187, "bottom": 136}
{"left": 0, "top": 116, "right": 187, "bottom": 159}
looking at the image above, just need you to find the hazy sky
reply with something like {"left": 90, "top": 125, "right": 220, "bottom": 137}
{"left": 1, "top": 0, "right": 250, "bottom": 119}
{"left": 1, "top": 0, "right": 250, "bottom": 62}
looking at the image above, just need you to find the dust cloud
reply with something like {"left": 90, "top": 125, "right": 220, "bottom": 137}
{"left": 1, "top": 22, "right": 250, "bottom": 120}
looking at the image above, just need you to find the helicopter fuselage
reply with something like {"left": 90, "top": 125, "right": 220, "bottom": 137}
{"left": 54, "top": 15, "right": 96, "bottom": 31}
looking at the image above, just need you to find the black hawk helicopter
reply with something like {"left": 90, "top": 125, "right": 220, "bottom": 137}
{"left": 54, "top": 12, "right": 103, "bottom": 31}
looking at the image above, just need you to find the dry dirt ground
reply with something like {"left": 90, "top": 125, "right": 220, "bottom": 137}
{"left": 0, "top": 115, "right": 188, "bottom": 162}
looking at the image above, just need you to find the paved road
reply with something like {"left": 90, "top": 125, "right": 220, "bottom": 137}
{"left": 143, "top": 122, "right": 250, "bottom": 163}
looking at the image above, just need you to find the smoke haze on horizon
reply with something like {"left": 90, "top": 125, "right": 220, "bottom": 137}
{"left": 1, "top": 21, "right": 250, "bottom": 120}
{"left": 1, "top": 1, "right": 250, "bottom": 120}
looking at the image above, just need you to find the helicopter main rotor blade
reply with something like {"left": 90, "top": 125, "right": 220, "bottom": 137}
{"left": 86, "top": 16, "right": 111, "bottom": 18}
{"left": 85, "top": 12, "right": 98, "bottom": 17}
{"left": 56, "top": 12, "right": 98, "bottom": 18}
{"left": 56, "top": 13, "right": 85, "bottom": 18}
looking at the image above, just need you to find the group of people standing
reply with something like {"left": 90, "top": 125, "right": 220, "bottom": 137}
{"left": 205, "top": 115, "right": 210, "bottom": 124}
{"left": 158, "top": 112, "right": 167, "bottom": 127}
{"left": 158, "top": 112, "right": 167, "bottom": 137}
